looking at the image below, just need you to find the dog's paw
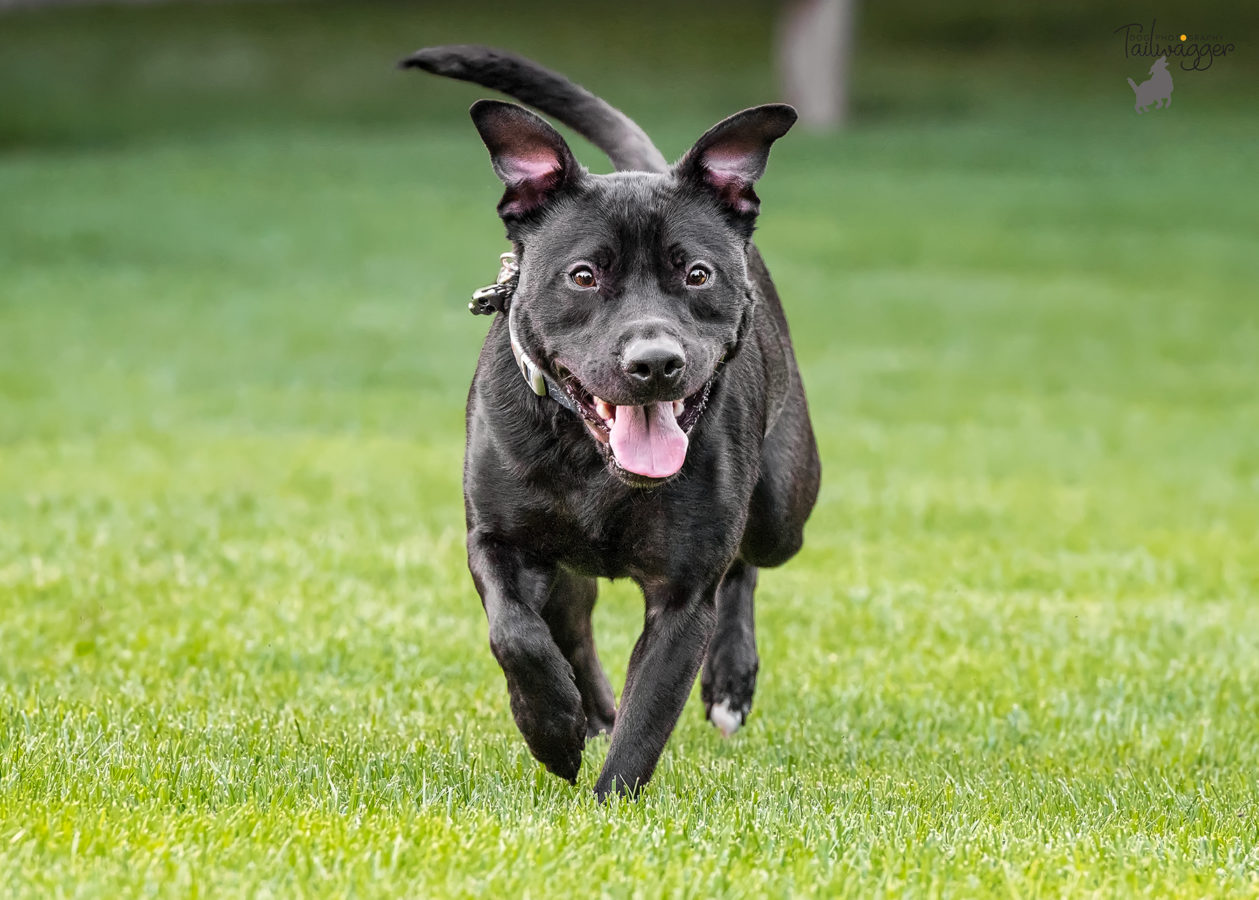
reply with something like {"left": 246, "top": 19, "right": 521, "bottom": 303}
{"left": 585, "top": 708, "right": 615, "bottom": 741}
{"left": 505, "top": 659, "right": 587, "bottom": 783}
{"left": 706, "top": 698, "right": 747, "bottom": 737}
{"left": 701, "top": 645, "right": 758, "bottom": 738}
{"left": 538, "top": 720, "right": 585, "bottom": 784}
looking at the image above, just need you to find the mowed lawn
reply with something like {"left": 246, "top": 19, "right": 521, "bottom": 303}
{"left": 2, "top": 3, "right": 1258, "bottom": 897}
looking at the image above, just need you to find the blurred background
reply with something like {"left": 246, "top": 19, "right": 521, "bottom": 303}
{"left": 3, "top": 0, "right": 1255, "bottom": 579}
{"left": 2, "top": 1, "right": 1259, "bottom": 894}
{"left": 3, "top": 0, "right": 1258, "bottom": 674}
{"left": 3, "top": 0, "right": 1258, "bottom": 725}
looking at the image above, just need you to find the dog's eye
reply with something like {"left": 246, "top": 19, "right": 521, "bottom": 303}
{"left": 685, "top": 266, "right": 710, "bottom": 287}
{"left": 570, "top": 267, "right": 597, "bottom": 289}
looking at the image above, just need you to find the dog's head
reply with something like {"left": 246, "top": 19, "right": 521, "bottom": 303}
{"left": 1150, "top": 55, "right": 1169, "bottom": 74}
{"left": 470, "top": 99, "right": 795, "bottom": 486}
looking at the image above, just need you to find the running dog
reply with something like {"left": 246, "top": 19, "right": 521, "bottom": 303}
{"left": 402, "top": 46, "right": 821, "bottom": 798}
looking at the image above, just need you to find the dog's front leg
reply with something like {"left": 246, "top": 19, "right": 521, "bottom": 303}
{"left": 593, "top": 580, "right": 720, "bottom": 799}
{"left": 467, "top": 530, "right": 586, "bottom": 782}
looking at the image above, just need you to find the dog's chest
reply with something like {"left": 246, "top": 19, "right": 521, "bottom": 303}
{"left": 503, "top": 479, "right": 738, "bottom": 583}
{"left": 535, "top": 490, "right": 680, "bottom": 579}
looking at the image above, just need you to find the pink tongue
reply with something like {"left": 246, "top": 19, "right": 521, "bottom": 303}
{"left": 608, "top": 402, "right": 689, "bottom": 478}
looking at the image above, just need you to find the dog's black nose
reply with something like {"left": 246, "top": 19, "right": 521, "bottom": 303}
{"left": 622, "top": 337, "right": 686, "bottom": 391}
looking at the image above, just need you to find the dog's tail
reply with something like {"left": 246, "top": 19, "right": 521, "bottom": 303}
{"left": 1127, "top": 77, "right": 1139, "bottom": 94}
{"left": 400, "top": 44, "right": 669, "bottom": 174}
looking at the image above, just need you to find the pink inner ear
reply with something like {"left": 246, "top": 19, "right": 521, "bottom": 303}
{"left": 502, "top": 150, "right": 561, "bottom": 185}
{"left": 701, "top": 151, "right": 759, "bottom": 216}
{"left": 497, "top": 149, "right": 565, "bottom": 218}
{"left": 702, "top": 146, "right": 752, "bottom": 177}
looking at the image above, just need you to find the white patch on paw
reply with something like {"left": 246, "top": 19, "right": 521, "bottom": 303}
{"left": 709, "top": 699, "right": 743, "bottom": 737}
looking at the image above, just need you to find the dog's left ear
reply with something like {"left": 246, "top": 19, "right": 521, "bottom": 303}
{"left": 676, "top": 104, "right": 797, "bottom": 223}
{"left": 470, "top": 99, "right": 583, "bottom": 222}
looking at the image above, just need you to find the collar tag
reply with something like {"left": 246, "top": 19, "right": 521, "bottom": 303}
{"left": 508, "top": 307, "right": 549, "bottom": 398}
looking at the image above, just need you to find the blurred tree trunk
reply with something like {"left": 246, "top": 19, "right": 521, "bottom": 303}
{"left": 775, "top": 0, "right": 856, "bottom": 130}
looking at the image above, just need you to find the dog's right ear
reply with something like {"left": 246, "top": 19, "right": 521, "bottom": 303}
{"left": 470, "top": 100, "right": 582, "bottom": 221}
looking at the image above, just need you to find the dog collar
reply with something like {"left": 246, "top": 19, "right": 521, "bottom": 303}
{"left": 508, "top": 303, "right": 580, "bottom": 413}
{"left": 471, "top": 251, "right": 579, "bottom": 415}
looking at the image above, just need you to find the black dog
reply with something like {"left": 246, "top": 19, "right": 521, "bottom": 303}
{"left": 402, "top": 46, "right": 820, "bottom": 799}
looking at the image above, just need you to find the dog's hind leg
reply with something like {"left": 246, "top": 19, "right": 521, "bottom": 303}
{"left": 705, "top": 372, "right": 820, "bottom": 736}
{"left": 468, "top": 530, "right": 586, "bottom": 782}
{"left": 701, "top": 560, "right": 760, "bottom": 736}
{"left": 740, "top": 368, "right": 821, "bottom": 571}
{"left": 543, "top": 569, "right": 617, "bottom": 739}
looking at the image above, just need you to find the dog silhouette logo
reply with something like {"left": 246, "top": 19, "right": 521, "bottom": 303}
{"left": 1127, "top": 55, "right": 1174, "bottom": 113}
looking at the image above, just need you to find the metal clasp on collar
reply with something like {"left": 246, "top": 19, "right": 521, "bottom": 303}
{"left": 468, "top": 248, "right": 570, "bottom": 407}
{"left": 469, "top": 251, "right": 519, "bottom": 315}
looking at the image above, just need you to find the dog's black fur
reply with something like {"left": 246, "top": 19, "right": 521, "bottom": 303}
{"left": 402, "top": 46, "right": 820, "bottom": 798}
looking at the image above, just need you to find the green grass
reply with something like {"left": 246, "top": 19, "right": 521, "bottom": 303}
{"left": 2, "top": 2, "right": 1258, "bottom": 897}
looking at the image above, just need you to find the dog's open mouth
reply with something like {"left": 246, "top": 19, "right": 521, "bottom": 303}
{"left": 553, "top": 365, "right": 713, "bottom": 483}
